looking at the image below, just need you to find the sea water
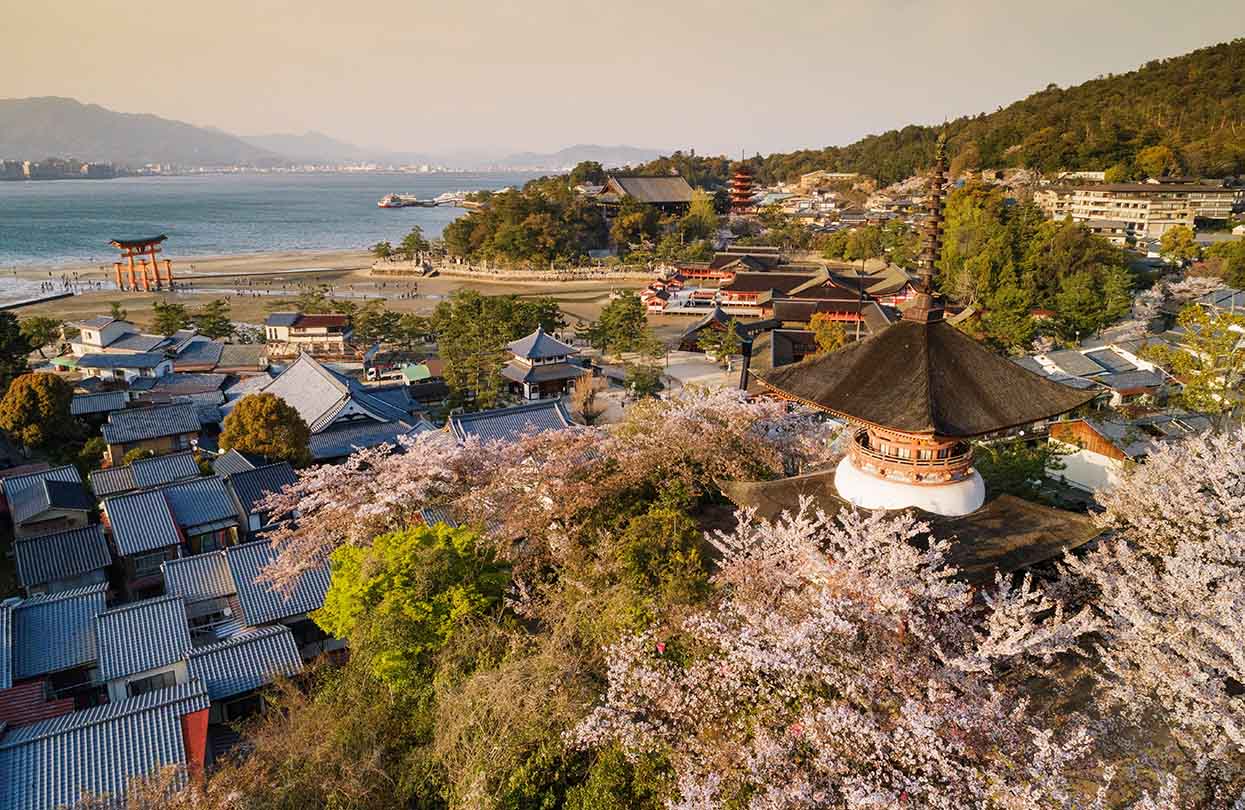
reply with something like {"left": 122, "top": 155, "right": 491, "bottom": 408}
{"left": 0, "top": 171, "right": 536, "bottom": 270}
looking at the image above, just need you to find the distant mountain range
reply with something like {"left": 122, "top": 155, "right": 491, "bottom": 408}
{"left": 0, "top": 97, "right": 666, "bottom": 172}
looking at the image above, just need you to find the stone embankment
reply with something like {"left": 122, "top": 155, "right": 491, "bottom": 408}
{"left": 370, "top": 258, "right": 655, "bottom": 282}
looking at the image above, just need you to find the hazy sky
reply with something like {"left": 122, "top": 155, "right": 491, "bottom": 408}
{"left": 4, "top": 0, "right": 1242, "bottom": 157}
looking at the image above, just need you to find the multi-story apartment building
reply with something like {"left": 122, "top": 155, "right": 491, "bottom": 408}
{"left": 1035, "top": 182, "right": 1239, "bottom": 238}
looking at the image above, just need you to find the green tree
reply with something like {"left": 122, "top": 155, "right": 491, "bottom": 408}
{"left": 399, "top": 226, "right": 430, "bottom": 260}
{"left": 0, "top": 312, "right": 30, "bottom": 393}
{"left": 0, "top": 372, "right": 76, "bottom": 451}
{"left": 623, "top": 363, "right": 663, "bottom": 398}
{"left": 316, "top": 523, "right": 510, "bottom": 691}
{"left": 696, "top": 323, "right": 742, "bottom": 364}
{"left": 1159, "top": 225, "right": 1201, "bottom": 265}
{"left": 973, "top": 441, "right": 1066, "bottom": 503}
{"left": 982, "top": 285, "right": 1035, "bottom": 351}
{"left": 219, "top": 392, "right": 312, "bottom": 466}
{"left": 151, "top": 299, "right": 190, "bottom": 336}
{"left": 1054, "top": 271, "right": 1106, "bottom": 340}
{"left": 1205, "top": 239, "right": 1245, "bottom": 288}
{"left": 191, "top": 299, "right": 233, "bottom": 340}
{"left": 568, "top": 161, "right": 606, "bottom": 187}
{"left": 1103, "top": 162, "right": 1134, "bottom": 183}
{"left": 680, "top": 190, "right": 718, "bottom": 242}
{"left": 594, "top": 296, "right": 648, "bottom": 357}
{"left": 371, "top": 240, "right": 393, "bottom": 259}
{"left": 353, "top": 302, "right": 402, "bottom": 347}
{"left": 20, "top": 316, "right": 62, "bottom": 358}
{"left": 122, "top": 447, "right": 157, "bottom": 466}
{"left": 1136, "top": 144, "right": 1182, "bottom": 178}
{"left": 1100, "top": 265, "right": 1135, "bottom": 322}
{"left": 108, "top": 301, "right": 128, "bottom": 322}
{"left": 809, "top": 313, "right": 848, "bottom": 355}
{"left": 396, "top": 313, "right": 431, "bottom": 351}
{"left": 77, "top": 436, "right": 107, "bottom": 475}
{"left": 1142, "top": 304, "right": 1245, "bottom": 416}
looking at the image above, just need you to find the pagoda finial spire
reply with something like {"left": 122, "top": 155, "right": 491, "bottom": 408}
{"left": 903, "top": 130, "right": 949, "bottom": 323}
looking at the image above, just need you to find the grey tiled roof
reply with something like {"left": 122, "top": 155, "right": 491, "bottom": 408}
{"left": 216, "top": 344, "right": 268, "bottom": 370}
{"left": 14, "top": 525, "right": 112, "bottom": 591}
{"left": 132, "top": 451, "right": 201, "bottom": 488}
{"left": 1083, "top": 348, "right": 1137, "bottom": 374}
{"left": 506, "top": 326, "right": 577, "bottom": 360}
{"left": 1042, "top": 350, "right": 1106, "bottom": 378}
{"left": 162, "top": 551, "right": 235, "bottom": 604}
{"left": 0, "top": 681, "right": 209, "bottom": 810}
{"left": 419, "top": 506, "right": 459, "bottom": 528}
{"left": 265, "top": 312, "right": 301, "bottom": 327}
{"left": 226, "top": 541, "right": 330, "bottom": 626}
{"left": 71, "top": 315, "right": 115, "bottom": 329}
{"left": 9, "top": 478, "right": 92, "bottom": 525}
{"left": 259, "top": 354, "right": 409, "bottom": 433}
{"left": 70, "top": 391, "right": 129, "bottom": 416}
{"left": 211, "top": 449, "right": 257, "bottom": 477}
{"left": 129, "top": 372, "right": 227, "bottom": 397}
{"left": 501, "top": 360, "right": 586, "bottom": 385}
{"left": 102, "top": 403, "right": 201, "bottom": 445}
{"left": 1, "top": 466, "right": 81, "bottom": 514}
{"left": 448, "top": 400, "right": 573, "bottom": 443}
{"left": 103, "top": 489, "right": 181, "bottom": 555}
{"left": 89, "top": 465, "right": 136, "bottom": 497}
{"left": 107, "top": 333, "right": 168, "bottom": 353}
{"left": 159, "top": 477, "right": 239, "bottom": 533}
{"left": 307, "top": 420, "right": 417, "bottom": 461}
{"left": 185, "top": 625, "right": 303, "bottom": 700}
{"left": 77, "top": 352, "right": 168, "bottom": 370}
{"left": 95, "top": 595, "right": 191, "bottom": 681}
{"left": 11, "top": 584, "right": 107, "bottom": 680}
{"left": 229, "top": 463, "right": 298, "bottom": 519}
{"left": 1097, "top": 370, "right": 1167, "bottom": 391}
{"left": 173, "top": 339, "right": 224, "bottom": 368}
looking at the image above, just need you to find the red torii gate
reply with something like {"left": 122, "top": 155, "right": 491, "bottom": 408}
{"left": 109, "top": 235, "right": 175, "bottom": 292}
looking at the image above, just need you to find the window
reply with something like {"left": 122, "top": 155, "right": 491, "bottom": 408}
{"left": 127, "top": 670, "right": 176, "bottom": 697}
{"left": 132, "top": 550, "right": 170, "bottom": 578}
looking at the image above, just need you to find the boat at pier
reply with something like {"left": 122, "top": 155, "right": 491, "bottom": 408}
{"left": 378, "top": 194, "right": 438, "bottom": 208}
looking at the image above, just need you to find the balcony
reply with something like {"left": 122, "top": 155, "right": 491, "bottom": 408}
{"left": 849, "top": 429, "right": 974, "bottom": 484}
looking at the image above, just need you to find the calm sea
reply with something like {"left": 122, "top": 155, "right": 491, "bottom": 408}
{"left": 0, "top": 172, "right": 536, "bottom": 270}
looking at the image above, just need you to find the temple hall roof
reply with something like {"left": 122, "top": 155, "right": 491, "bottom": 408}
{"left": 759, "top": 318, "right": 1095, "bottom": 437}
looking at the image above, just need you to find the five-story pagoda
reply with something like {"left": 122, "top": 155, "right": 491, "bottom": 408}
{"left": 730, "top": 161, "right": 755, "bottom": 214}
{"left": 756, "top": 135, "right": 1094, "bottom": 516}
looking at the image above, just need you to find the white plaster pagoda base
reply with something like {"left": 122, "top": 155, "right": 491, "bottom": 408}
{"left": 833, "top": 456, "right": 985, "bottom": 517}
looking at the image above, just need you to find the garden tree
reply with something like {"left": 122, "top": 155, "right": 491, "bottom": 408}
{"left": 150, "top": 299, "right": 190, "bottom": 336}
{"left": 108, "top": 301, "right": 127, "bottom": 321}
{"left": 1142, "top": 304, "right": 1245, "bottom": 416}
{"left": 680, "top": 190, "right": 718, "bottom": 242}
{"left": 1063, "top": 428, "right": 1245, "bottom": 790}
{"left": 219, "top": 393, "right": 312, "bottom": 467}
{"left": 191, "top": 299, "right": 233, "bottom": 340}
{"left": 592, "top": 295, "right": 648, "bottom": 356}
{"left": 568, "top": 160, "right": 606, "bottom": 187}
{"left": 1159, "top": 225, "right": 1201, "bottom": 265}
{"left": 370, "top": 240, "right": 393, "bottom": 259}
{"left": 1100, "top": 265, "right": 1135, "bottom": 323}
{"left": 399, "top": 225, "right": 430, "bottom": 260}
{"left": 981, "top": 283, "right": 1036, "bottom": 351}
{"left": 0, "top": 372, "right": 76, "bottom": 451}
{"left": 395, "top": 312, "right": 431, "bottom": 351}
{"left": 121, "top": 447, "right": 157, "bottom": 466}
{"left": 623, "top": 363, "right": 664, "bottom": 398}
{"left": 0, "top": 312, "right": 29, "bottom": 392}
{"left": 973, "top": 440, "right": 1066, "bottom": 502}
{"left": 19, "top": 316, "right": 62, "bottom": 358}
{"left": 1204, "top": 238, "right": 1245, "bottom": 288}
{"left": 696, "top": 323, "right": 742, "bottom": 364}
{"left": 808, "top": 313, "right": 847, "bottom": 355}
{"left": 76, "top": 436, "right": 107, "bottom": 475}
{"left": 1135, "top": 144, "right": 1182, "bottom": 178}
{"left": 569, "top": 374, "right": 606, "bottom": 426}
{"left": 1055, "top": 271, "right": 1109, "bottom": 340}
{"left": 610, "top": 197, "right": 660, "bottom": 252}
{"left": 316, "top": 523, "right": 510, "bottom": 692}
{"left": 352, "top": 301, "right": 402, "bottom": 346}
{"left": 574, "top": 504, "right": 1103, "bottom": 808}
{"left": 432, "top": 290, "right": 564, "bottom": 408}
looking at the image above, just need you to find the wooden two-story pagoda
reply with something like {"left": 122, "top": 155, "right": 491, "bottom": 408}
{"left": 755, "top": 136, "right": 1095, "bottom": 516}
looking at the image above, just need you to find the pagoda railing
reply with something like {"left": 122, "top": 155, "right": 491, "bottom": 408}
{"left": 849, "top": 428, "right": 974, "bottom": 484}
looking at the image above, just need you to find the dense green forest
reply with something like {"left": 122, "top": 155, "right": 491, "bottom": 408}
{"left": 629, "top": 39, "right": 1245, "bottom": 185}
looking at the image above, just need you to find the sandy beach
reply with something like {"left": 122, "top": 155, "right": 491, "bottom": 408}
{"left": 11, "top": 249, "right": 657, "bottom": 331}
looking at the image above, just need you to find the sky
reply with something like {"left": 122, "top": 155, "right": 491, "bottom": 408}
{"left": 3, "top": 0, "right": 1243, "bottom": 159}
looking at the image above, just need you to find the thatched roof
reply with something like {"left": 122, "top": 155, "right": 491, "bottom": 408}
{"left": 758, "top": 318, "right": 1095, "bottom": 437}
{"left": 718, "top": 470, "right": 1100, "bottom": 584}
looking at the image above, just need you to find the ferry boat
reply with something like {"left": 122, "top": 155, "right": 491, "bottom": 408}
{"left": 378, "top": 194, "right": 437, "bottom": 208}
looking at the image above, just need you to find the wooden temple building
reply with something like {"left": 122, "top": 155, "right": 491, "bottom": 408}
{"left": 502, "top": 327, "right": 587, "bottom": 400}
{"left": 730, "top": 162, "right": 755, "bottom": 214}
{"left": 110, "top": 235, "right": 174, "bottom": 292}
{"left": 753, "top": 135, "right": 1095, "bottom": 517}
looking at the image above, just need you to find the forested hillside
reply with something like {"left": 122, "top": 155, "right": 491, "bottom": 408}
{"left": 632, "top": 39, "right": 1245, "bottom": 185}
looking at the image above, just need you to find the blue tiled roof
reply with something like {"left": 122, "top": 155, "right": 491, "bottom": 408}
{"left": 173, "top": 339, "right": 225, "bottom": 367}
{"left": 0, "top": 602, "right": 11, "bottom": 690}
{"left": 159, "top": 476, "right": 239, "bottom": 533}
{"left": 506, "top": 326, "right": 577, "bottom": 360}
{"left": 211, "top": 449, "right": 257, "bottom": 477}
{"left": 228, "top": 463, "right": 298, "bottom": 520}
{"left": 89, "top": 465, "right": 136, "bottom": 497}
{"left": 308, "top": 420, "right": 417, "bottom": 461}
{"left": 77, "top": 352, "right": 168, "bottom": 370}
{"left": 162, "top": 551, "right": 235, "bottom": 604}
{"left": 14, "top": 525, "right": 112, "bottom": 591}
{"left": 70, "top": 391, "right": 129, "bottom": 416}
{"left": 1, "top": 466, "right": 81, "bottom": 516}
{"left": 131, "top": 451, "right": 201, "bottom": 489}
{"left": 11, "top": 584, "right": 107, "bottom": 680}
{"left": 9, "top": 478, "right": 92, "bottom": 525}
{"left": 448, "top": 400, "right": 573, "bottom": 443}
{"left": 103, "top": 490, "right": 181, "bottom": 555}
{"left": 226, "top": 541, "right": 330, "bottom": 626}
{"left": 95, "top": 596, "right": 191, "bottom": 681}
{"left": 102, "top": 403, "right": 201, "bottom": 445}
{"left": 0, "top": 681, "right": 209, "bottom": 810}
{"left": 185, "top": 625, "right": 303, "bottom": 700}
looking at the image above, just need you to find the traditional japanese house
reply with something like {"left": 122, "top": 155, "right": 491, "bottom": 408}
{"left": 502, "top": 327, "right": 587, "bottom": 400}
{"left": 100, "top": 403, "right": 203, "bottom": 466}
{"left": 2, "top": 466, "right": 92, "bottom": 540}
{"left": 754, "top": 136, "right": 1095, "bottom": 516}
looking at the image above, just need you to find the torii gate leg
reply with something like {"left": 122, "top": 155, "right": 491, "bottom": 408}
{"left": 127, "top": 253, "right": 138, "bottom": 291}
{"left": 164, "top": 260, "right": 174, "bottom": 287}
{"left": 149, "top": 244, "right": 162, "bottom": 288}
{"left": 114, "top": 263, "right": 123, "bottom": 290}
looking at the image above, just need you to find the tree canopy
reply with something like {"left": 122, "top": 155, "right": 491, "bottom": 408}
{"left": 219, "top": 392, "right": 312, "bottom": 466}
{"left": 0, "top": 372, "right": 76, "bottom": 451}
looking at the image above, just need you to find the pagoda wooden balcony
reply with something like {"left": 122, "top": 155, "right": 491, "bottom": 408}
{"left": 848, "top": 428, "right": 974, "bottom": 484}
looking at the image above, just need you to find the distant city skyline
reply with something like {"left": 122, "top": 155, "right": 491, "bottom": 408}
{"left": 3, "top": 0, "right": 1243, "bottom": 158}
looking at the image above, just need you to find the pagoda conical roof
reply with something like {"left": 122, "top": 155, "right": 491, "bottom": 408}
{"left": 758, "top": 318, "right": 1095, "bottom": 437}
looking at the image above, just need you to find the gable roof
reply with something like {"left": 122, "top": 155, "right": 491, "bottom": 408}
{"left": 228, "top": 463, "right": 298, "bottom": 519}
{"left": 226, "top": 541, "right": 330, "bottom": 627}
{"left": 77, "top": 352, "right": 168, "bottom": 370}
{"left": 9, "top": 478, "right": 91, "bottom": 525}
{"left": 162, "top": 551, "right": 235, "bottom": 604}
{"left": 158, "top": 477, "right": 239, "bottom": 533}
{"left": 101, "top": 404, "right": 201, "bottom": 445}
{"left": 760, "top": 318, "right": 1097, "bottom": 437}
{"left": 448, "top": 400, "right": 573, "bottom": 443}
{"left": 1, "top": 466, "right": 81, "bottom": 512}
{"left": 95, "top": 595, "right": 191, "bottom": 681}
{"left": 306, "top": 420, "right": 414, "bottom": 461}
{"left": 102, "top": 489, "right": 181, "bottom": 555}
{"left": 70, "top": 391, "right": 129, "bottom": 417}
{"left": 607, "top": 175, "right": 694, "bottom": 204}
{"left": 211, "top": 449, "right": 258, "bottom": 477}
{"left": 14, "top": 525, "right": 112, "bottom": 591}
{"left": 259, "top": 354, "right": 391, "bottom": 432}
{"left": 171, "top": 340, "right": 225, "bottom": 368}
{"left": 185, "top": 626, "right": 303, "bottom": 701}
{"left": 88, "top": 466, "right": 136, "bottom": 498}
{"left": 507, "top": 326, "right": 577, "bottom": 360}
{"left": 132, "top": 451, "right": 202, "bottom": 489}
{"left": 0, "top": 681, "right": 208, "bottom": 810}
{"left": 10, "top": 584, "right": 107, "bottom": 680}
{"left": 723, "top": 272, "right": 821, "bottom": 295}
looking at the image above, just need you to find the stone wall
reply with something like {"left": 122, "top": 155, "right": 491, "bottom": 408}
{"left": 370, "top": 258, "right": 654, "bottom": 282}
